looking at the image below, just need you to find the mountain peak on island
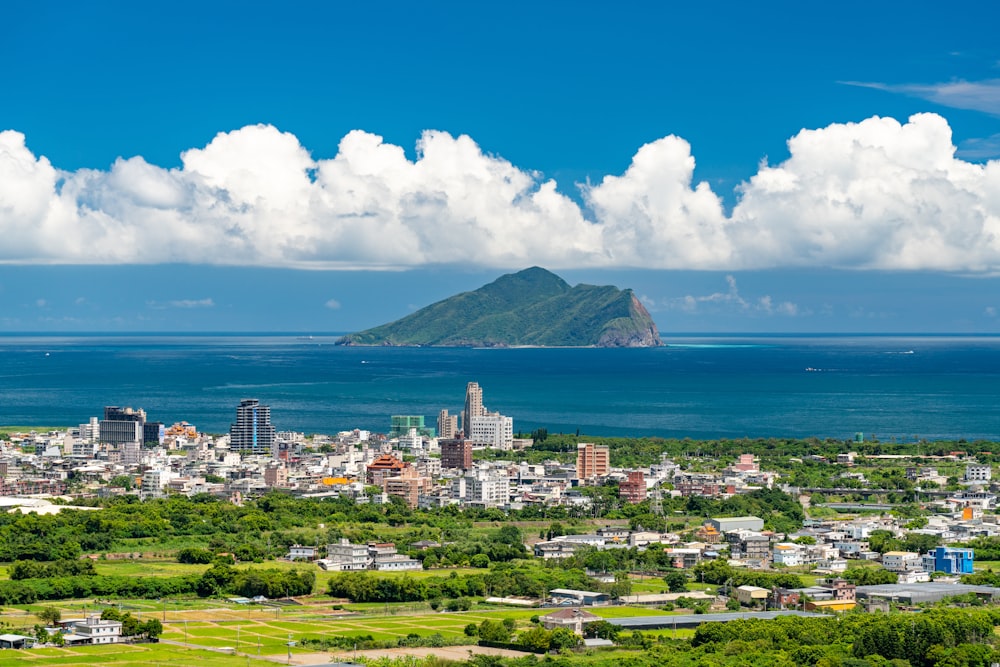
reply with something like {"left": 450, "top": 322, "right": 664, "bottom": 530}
{"left": 337, "top": 268, "right": 662, "bottom": 348}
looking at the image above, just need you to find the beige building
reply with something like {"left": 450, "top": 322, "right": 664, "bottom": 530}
{"left": 540, "top": 607, "right": 602, "bottom": 635}
{"left": 736, "top": 585, "right": 769, "bottom": 606}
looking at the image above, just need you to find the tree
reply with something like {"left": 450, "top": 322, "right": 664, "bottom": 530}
{"left": 584, "top": 620, "right": 620, "bottom": 641}
{"left": 518, "top": 626, "right": 551, "bottom": 652}
{"left": 36, "top": 606, "right": 61, "bottom": 625}
{"left": 141, "top": 618, "right": 163, "bottom": 639}
{"left": 109, "top": 475, "right": 134, "bottom": 490}
{"left": 548, "top": 627, "right": 580, "bottom": 650}
{"left": 664, "top": 570, "right": 690, "bottom": 593}
{"left": 477, "top": 619, "right": 511, "bottom": 643}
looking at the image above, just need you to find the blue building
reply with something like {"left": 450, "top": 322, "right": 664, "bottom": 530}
{"left": 931, "top": 547, "right": 974, "bottom": 575}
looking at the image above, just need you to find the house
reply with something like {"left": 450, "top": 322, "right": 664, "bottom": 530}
{"left": 369, "top": 543, "right": 422, "bottom": 571}
{"left": 826, "top": 578, "right": 856, "bottom": 601}
{"left": 771, "top": 588, "right": 800, "bottom": 609}
{"left": 881, "top": 551, "right": 921, "bottom": 572}
{"left": 541, "top": 608, "right": 602, "bottom": 635}
{"left": 287, "top": 545, "right": 317, "bottom": 561}
{"left": 325, "top": 539, "right": 371, "bottom": 571}
{"left": 71, "top": 615, "right": 122, "bottom": 644}
{"left": 735, "top": 585, "right": 769, "bottom": 606}
{"left": 898, "top": 570, "right": 931, "bottom": 584}
{"left": 772, "top": 543, "right": 802, "bottom": 566}
{"left": 664, "top": 548, "right": 702, "bottom": 569}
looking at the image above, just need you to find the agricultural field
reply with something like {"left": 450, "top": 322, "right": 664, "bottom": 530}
{"left": 0, "top": 600, "right": 675, "bottom": 666}
{"left": 0, "top": 642, "right": 278, "bottom": 667}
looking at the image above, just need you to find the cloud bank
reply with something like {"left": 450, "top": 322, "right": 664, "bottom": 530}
{"left": 1, "top": 113, "right": 999, "bottom": 271}
{"left": 644, "top": 275, "right": 798, "bottom": 316}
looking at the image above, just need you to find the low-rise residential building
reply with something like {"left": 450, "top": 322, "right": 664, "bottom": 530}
{"left": 965, "top": 464, "right": 992, "bottom": 483}
{"left": 288, "top": 545, "right": 317, "bottom": 561}
{"left": 325, "top": 539, "right": 370, "bottom": 570}
{"left": 772, "top": 543, "right": 802, "bottom": 566}
{"left": 540, "top": 608, "right": 602, "bottom": 635}
{"left": 882, "top": 551, "right": 922, "bottom": 572}
{"left": 70, "top": 615, "right": 122, "bottom": 644}
{"left": 736, "top": 585, "right": 769, "bottom": 606}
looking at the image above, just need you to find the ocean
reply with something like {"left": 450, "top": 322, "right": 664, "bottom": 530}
{"left": 1, "top": 334, "right": 998, "bottom": 442}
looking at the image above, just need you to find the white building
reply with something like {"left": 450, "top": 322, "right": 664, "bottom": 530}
{"left": 71, "top": 615, "right": 122, "bottom": 644}
{"left": 288, "top": 545, "right": 317, "bottom": 561}
{"left": 772, "top": 543, "right": 803, "bottom": 566}
{"left": 463, "top": 468, "right": 510, "bottom": 508}
{"left": 140, "top": 469, "right": 174, "bottom": 501}
{"left": 468, "top": 414, "right": 513, "bottom": 450}
{"left": 882, "top": 551, "right": 922, "bottom": 572}
{"left": 965, "top": 464, "right": 992, "bottom": 483}
{"left": 325, "top": 539, "right": 371, "bottom": 571}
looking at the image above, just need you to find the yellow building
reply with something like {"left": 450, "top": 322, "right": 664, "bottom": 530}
{"left": 804, "top": 599, "right": 856, "bottom": 612}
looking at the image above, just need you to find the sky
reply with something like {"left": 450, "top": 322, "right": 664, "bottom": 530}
{"left": 2, "top": 0, "right": 1000, "bottom": 333}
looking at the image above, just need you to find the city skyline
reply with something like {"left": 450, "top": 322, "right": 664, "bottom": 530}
{"left": 2, "top": 2, "right": 1000, "bottom": 333}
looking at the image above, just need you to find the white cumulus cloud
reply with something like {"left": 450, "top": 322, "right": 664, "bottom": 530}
{"left": 1, "top": 113, "right": 999, "bottom": 272}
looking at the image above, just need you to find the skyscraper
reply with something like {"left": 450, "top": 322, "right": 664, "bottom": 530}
{"left": 462, "top": 382, "right": 484, "bottom": 435}
{"left": 229, "top": 399, "right": 275, "bottom": 456}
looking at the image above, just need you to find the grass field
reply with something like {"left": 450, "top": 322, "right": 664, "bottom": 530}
{"left": 0, "top": 643, "right": 279, "bottom": 667}
{"left": 0, "top": 602, "right": 708, "bottom": 666}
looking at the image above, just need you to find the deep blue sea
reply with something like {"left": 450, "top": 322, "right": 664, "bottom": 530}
{"left": 1, "top": 334, "right": 998, "bottom": 441}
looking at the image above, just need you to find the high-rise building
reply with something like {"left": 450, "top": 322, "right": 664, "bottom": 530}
{"left": 462, "top": 382, "right": 485, "bottom": 434}
{"left": 229, "top": 399, "right": 275, "bottom": 456}
{"left": 576, "top": 442, "right": 610, "bottom": 480}
{"left": 100, "top": 406, "right": 145, "bottom": 446}
{"left": 437, "top": 410, "right": 458, "bottom": 440}
{"left": 440, "top": 439, "right": 473, "bottom": 470}
{"left": 143, "top": 422, "right": 164, "bottom": 447}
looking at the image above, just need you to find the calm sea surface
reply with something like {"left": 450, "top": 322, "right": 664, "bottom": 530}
{"left": 1, "top": 334, "right": 998, "bottom": 441}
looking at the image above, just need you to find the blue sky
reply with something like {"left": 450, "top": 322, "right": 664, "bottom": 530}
{"left": 2, "top": 1, "right": 1000, "bottom": 333}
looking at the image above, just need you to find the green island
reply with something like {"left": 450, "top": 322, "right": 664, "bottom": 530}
{"left": 1, "top": 432, "right": 1000, "bottom": 666}
{"left": 335, "top": 267, "right": 662, "bottom": 347}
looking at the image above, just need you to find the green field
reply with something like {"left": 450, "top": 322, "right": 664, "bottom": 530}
{"left": 0, "top": 602, "right": 685, "bottom": 666}
{"left": 0, "top": 643, "right": 278, "bottom": 667}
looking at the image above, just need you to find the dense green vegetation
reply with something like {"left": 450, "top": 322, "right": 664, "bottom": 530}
{"left": 326, "top": 561, "right": 597, "bottom": 603}
{"left": 0, "top": 563, "right": 313, "bottom": 604}
{"left": 337, "top": 267, "right": 660, "bottom": 347}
